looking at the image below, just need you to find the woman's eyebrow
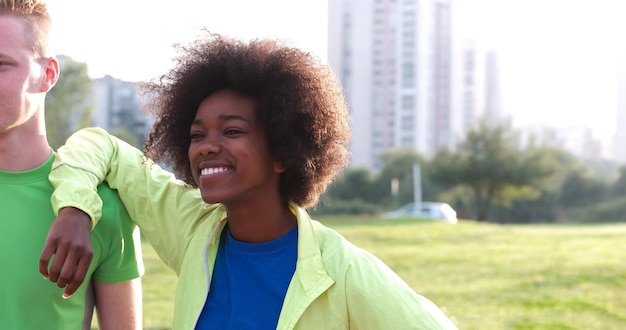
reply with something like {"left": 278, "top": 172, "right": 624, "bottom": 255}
{"left": 218, "top": 114, "right": 250, "bottom": 123}
{"left": 191, "top": 114, "right": 251, "bottom": 126}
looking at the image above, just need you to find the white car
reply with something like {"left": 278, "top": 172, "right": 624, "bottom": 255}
{"left": 382, "top": 202, "right": 458, "bottom": 224}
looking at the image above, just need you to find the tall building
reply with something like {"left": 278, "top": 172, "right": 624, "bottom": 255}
{"left": 91, "top": 75, "right": 152, "bottom": 147}
{"left": 614, "top": 60, "right": 626, "bottom": 163}
{"left": 458, "top": 39, "right": 506, "bottom": 134}
{"left": 329, "top": 0, "right": 454, "bottom": 170}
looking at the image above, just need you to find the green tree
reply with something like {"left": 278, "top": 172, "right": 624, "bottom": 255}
{"left": 328, "top": 168, "right": 375, "bottom": 201}
{"left": 499, "top": 146, "right": 582, "bottom": 223}
{"left": 314, "top": 150, "right": 434, "bottom": 215}
{"left": 373, "top": 150, "right": 427, "bottom": 208}
{"left": 430, "top": 120, "right": 553, "bottom": 221}
{"left": 560, "top": 169, "right": 610, "bottom": 207}
{"left": 313, "top": 167, "right": 382, "bottom": 215}
{"left": 612, "top": 165, "right": 626, "bottom": 196}
{"left": 45, "top": 56, "right": 93, "bottom": 149}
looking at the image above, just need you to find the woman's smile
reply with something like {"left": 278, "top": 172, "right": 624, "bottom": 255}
{"left": 200, "top": 166, "right": 232, "bottom": 176}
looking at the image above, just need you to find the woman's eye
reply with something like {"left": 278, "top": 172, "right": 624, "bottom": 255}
{"left": 224, "top": 129, "right": 242, "bottom": 136}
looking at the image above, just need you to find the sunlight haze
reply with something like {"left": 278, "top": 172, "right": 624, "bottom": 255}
{"left": 48, "top": 0, "right": 624, "bottom": 147}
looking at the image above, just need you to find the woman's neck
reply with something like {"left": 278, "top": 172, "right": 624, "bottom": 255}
{"left": 224, "top": 200, "right": 297, "bottom": 243}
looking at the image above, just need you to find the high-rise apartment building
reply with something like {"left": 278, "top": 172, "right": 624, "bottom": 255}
{"left": 614, "top": 59, "right": 626, "bottom": 163}
{"left": 459, "top": 39, "right": 506, "bottom": 132}
{"left": 91, "top": 75, "right": 153, "bottom": 147}
{"left": 328, "top": 0, "right": 505, "bottom": 171}
{"left": 328, "top": 0, "right": 453, "bottom": 170}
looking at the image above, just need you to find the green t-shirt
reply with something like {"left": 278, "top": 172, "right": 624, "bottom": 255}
{"left": 0, "top": 153, "right": 143, "bottom": 329}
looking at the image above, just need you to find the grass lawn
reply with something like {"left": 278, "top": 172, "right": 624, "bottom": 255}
{"left": 138, "top": 217, "right": 626, "bottom": 329}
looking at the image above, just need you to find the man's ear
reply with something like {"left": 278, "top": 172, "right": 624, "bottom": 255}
{"left": 40, "top": 56, "right": 60, "bottom": 93}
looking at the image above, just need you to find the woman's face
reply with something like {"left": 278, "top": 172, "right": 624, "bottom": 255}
{"left": 188, "top": 89, "right": 285, "bottom": 206}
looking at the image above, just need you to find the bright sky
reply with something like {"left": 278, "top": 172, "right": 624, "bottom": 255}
{"left": 48, "top": 0, "right": 328, "bottom": 81}
{"left": 455, "top": 0, "right": 625, "bottom": 141}
{"left": 48, "top": 0, "right": 624, "bottom": 143}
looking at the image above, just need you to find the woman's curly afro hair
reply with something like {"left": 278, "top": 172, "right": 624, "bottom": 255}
{"left": 141, "top": 33, "right": 351, "bottom": 208}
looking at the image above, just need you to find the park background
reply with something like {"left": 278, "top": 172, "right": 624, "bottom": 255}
{"left": 137, "top": 218, "right": 626, "bottom": 329}
{"left": 39, "top": 0, "right": 626, "bottom": 329}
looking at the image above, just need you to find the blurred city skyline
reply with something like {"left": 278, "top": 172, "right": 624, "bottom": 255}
{"left": 48, "top": 0, "right": 625, "bottom": 155}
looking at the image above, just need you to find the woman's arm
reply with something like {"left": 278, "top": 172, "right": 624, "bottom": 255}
{"left": 48, "top": 127, "right": 206, "bottom": 269}
{"left": 345, "top": 249, "right": 458, "bottom": 329}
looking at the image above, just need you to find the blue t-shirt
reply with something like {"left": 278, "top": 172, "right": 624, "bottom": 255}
{"left": 196, "top": 225, "right": 298, "bottom": 329}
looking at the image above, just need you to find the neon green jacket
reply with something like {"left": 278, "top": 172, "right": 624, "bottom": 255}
{"left": 50, "top": 127, "right": 458, "bottom": 329}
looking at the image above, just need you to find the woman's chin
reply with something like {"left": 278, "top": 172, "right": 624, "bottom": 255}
{"left": 200, "top": 193, "right": 222, "bottom": 205}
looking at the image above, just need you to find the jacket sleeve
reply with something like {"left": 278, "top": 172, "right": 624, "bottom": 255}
{"left": 49, "top": 127, "right": 207, "bottom": 272}
{"left": 345, "top": 250, "right": 458, "bottom": 329}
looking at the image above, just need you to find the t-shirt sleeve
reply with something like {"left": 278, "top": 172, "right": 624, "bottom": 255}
{"left": 90, "top": 183, "right": 144, "bottom": 283}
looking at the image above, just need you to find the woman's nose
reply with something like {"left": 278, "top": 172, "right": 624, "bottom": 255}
{"left": 198, "top": 138, "right": 221, "bottom": 156}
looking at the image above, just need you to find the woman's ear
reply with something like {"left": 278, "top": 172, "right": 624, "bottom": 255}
{"left": 273, "top": 161, "right": 287, "bottom": 174}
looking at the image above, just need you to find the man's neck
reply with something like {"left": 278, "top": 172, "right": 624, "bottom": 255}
{"left": 0, "top": 129, "right": 51, "bottom": 172}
